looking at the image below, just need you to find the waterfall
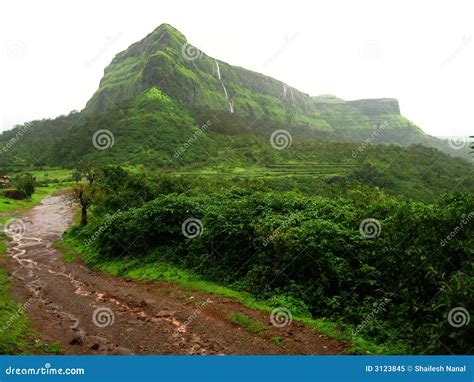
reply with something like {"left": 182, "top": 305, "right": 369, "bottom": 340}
{"left": 215, "top": 59, "right": 222, "bottom": 80}
{"left": 221, "top": 82, "right": 229, "bottom": 100}
{"left": 282, "top": 83, "right": 288, "bottom": 99}
{"left": 214, "top": 59, "right": 234, "bottom": 113}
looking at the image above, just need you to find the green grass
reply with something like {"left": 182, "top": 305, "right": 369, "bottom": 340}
{"left": 0, "top": 184, "right": 71, "bottom": 222}
{"left": 24, "top": 168, "right": 73, "bottom": 182}
{"left": 271, "top": 336, "right": 288, "bottom": 346}
{"left": 229, "top": 312, "right": 265, "bottom": 334}
{"left": 57, "top": 234, "right": 404, "bottom": 355}
{"left": 175, "top": 164, "right": 353, "bottom": 178}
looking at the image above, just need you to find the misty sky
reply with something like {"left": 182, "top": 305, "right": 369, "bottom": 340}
{"left": 0, "top": 0, "right": 472, "bottom": 136}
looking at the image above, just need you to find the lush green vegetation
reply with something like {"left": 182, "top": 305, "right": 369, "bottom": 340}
{"left": 0, "top": 23, "right": 472, "bottom": 356}
{"left": 63, "top": 166, "right": 473, "bottom": 354}
{"left": 0, "top": 24, "right": 471, "bottom": 172}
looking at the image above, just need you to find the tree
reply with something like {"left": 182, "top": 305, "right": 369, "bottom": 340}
{"left": 13, "top": 173, "right": 35, "bottom": 198}
{"left": 73, "top": 161, "right": 101, "bottom": 226}
{"left": 74, "top": 182, "right": 98, "bottom": 226}
{"left": 77, "top": 160, "right": 99, "bottom": 185}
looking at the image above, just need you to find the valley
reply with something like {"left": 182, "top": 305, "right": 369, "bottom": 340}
{"left": 0, "top": 23, "right": 472, "bottom": 356}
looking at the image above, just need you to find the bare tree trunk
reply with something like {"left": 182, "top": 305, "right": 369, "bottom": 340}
{"left": 79, "top": 189, "right": 88, "bottom": 226}
{"left": 81, "top": 205, "right": 88, "bottom": 226}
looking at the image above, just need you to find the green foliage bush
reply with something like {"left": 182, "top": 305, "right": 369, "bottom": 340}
{"left": 75, "top": 183, "right": 473, "bottom": 354}
{"left": 12, "top": 173, "right": 35, "bottom": 198}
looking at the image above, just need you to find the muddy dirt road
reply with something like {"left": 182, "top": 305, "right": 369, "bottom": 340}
{"left": 5, "top": 195, "right": 346, "bottom": 355}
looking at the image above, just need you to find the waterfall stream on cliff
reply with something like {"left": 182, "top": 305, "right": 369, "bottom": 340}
{"left": 215, "top": 60, "right": 234, "bottom": 113}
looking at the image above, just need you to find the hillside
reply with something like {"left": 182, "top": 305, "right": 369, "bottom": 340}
{"left": 85, "top": 24, "right": 425, "bottom": 143}
{"left": 0, "top": 23, "right": 471, "bottom": 195}
{"left": 1, "top": 22, "right": 473, "bottom": 357}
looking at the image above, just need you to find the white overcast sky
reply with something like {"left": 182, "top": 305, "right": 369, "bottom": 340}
{"left": 0, "top": 0, "right": 473, "bottom": 136}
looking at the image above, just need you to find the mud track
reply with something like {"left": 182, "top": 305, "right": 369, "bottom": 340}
{"left": 5, "top": 195, "right": 346, "bottom": 355}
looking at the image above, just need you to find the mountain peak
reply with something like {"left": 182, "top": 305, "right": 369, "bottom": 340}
{"left": 85, "top": 25, "right": 415, "bottom": 140}
{"left": 148, "top": 23, "right": 187, "bottom": 44}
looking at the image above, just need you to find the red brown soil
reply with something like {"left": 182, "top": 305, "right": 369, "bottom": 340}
{"left": 4, "top": 195, "right": 347, "bottom": 355}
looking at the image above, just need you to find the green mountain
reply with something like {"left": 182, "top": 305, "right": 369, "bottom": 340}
{"left": 0, "top": 23, "right": 472, "bottom": 201}
{"left": 85, "top": 24, "right": 424, "bottom": 143}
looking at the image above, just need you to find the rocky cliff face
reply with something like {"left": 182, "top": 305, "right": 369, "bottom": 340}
{"left": 85, "top": 24, "right": 424, "bottom": 139}
{"left": 347, "top": 99, "right": 400, "bottom": 116}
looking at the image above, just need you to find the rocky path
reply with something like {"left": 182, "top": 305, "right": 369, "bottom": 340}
{"left": 5, "top": 195, "right": 346, "bottom": 355}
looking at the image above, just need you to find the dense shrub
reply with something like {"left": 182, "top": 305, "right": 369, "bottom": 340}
{"left": 12, "top": 173, "right": 35, "bottom": 197}
{"left": 78, "top": 188, "right": 473, "bottom": 353}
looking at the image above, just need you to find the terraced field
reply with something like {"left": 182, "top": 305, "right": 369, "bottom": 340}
{"left": 176, "top": 164, "right": 355, "bottom": 178}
